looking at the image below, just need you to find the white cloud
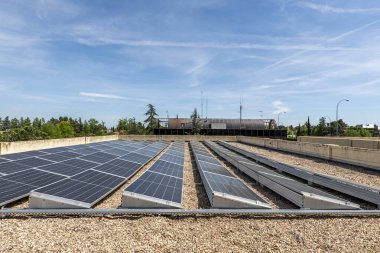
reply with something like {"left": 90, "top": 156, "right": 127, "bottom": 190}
{"left": 296, "top": 2, "right": 380, "bottom": 14}
{"left": 79, "top": 92, "right": 127, "bottom": 100}
{"left": 272, "top": 100, "right": 289, "bottom": 114}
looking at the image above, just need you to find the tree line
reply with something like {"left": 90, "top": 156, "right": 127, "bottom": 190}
{"left": 287, "top": 117, "right": 374, "bottom": 138}
{"left": 0, "top": 104, "right": 159, "bottom": 141}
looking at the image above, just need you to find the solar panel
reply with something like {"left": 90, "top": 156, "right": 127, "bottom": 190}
{"left": 103, "top": 148, "right": 130, "bottom": 156}
{"left": 38, "top": 163, "right": 87, "bottom": 176}
{"left": 190, "top": 142, "right": 271, "bottom": 209}
{"left": 159, "top": 154, "right": 184, "bottom": 165}
{"left": 94, "top": 159, "right": 142, "bottom": 178}
{"left": 73, "top": 147, "right": 99, "bottom": 155}
{"left": 204, "top": 172, "right": 265, "bottom": 201}
{"left": 0, "top": 179, "right": 35, "bottom": 206}
{"left": 120, "top": 152, "right": 152, "bottom": 164}
{"left": 0, "top": 161, "right": 31, "bottom": 175}
{"left": 149, "top": 160, "right": 184, "bottom": 178}
{"left": 56, "top": 151, "right": 82, "bottom": 159}
{"left": 197, "top": 160, "right": 233, "bottom": 177}
{"left": 61, "top": 158, "right": 99, "bottom": 169}
{"left": 125, "top": 171, "right": 182, "bottom": 204}
{"left": 195, "top": 154, "right": 220, "bottom": 165}
{"left": 0, "top": 140, "right": 169, "bottom": 208}
{"left": 31, "top": 179, "right": 111, "bottom": 207}
{"left": 0, "top": 157, "right": 10, "bottom": 163}
{"left": 0, "top": 152, "right": 32, "bottom": 161}
{"left": 39, "top": 153, "right": 71, "bottom": 162}
{"left": 71, "top": 170, "right": 125, "bottom": 189}
{"left": 2, "top": 169, "right": 66, "bottom": 187}
{"left": 14, "top": 157, "right": 54, "bottom": 168}
{"left": 79, "top": 152, "right": 118, "bottom": 164}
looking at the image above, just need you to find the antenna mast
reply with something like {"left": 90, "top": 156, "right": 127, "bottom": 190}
{"left": 239, "top": 97, "right": 243, "bottom": 131}
{"left": 206, "top": 97, "right": 208, "bottom": 119}
{"left": 201, "top": 91, "right": 204, "bottom": 119}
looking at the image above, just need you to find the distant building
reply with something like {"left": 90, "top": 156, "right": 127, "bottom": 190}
{"left": 357, "top": 123, "right": 379, "bottom": 137}
{"left": 165, "top": 118, "right": 276, "bottom": 130}
{"left": 155, "top": 117, "right": 286, "bottom": 137}
{"left": 361, "top": 124, "right": 376, "bottom": 129}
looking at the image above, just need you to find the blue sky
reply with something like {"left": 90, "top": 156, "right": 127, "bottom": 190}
{"left": 1, "top": 0, "right": 380, "bottom": 127}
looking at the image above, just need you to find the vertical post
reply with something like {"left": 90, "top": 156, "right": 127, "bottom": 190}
{"left": 336, "top": 99, "right": 349, "bottom": 136}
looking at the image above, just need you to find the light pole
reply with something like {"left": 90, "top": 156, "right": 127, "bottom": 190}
{"left": 277, "top": 112, "right": 286, "bottom": 129}
{"left": 336, "top": 99, "right": 349, "bottom": 136}
{"left": 259, "top": 110, "right": 263, "bottom": 119}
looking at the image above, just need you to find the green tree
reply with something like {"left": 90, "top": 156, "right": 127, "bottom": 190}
{"left": 87, "top": 118, "right": 104, "bottom": 135}
{"left": 42, "top": 122, "right": 62, "bottom": 139}
{"left": 190, "top": 108, "right": 201, "bottom": 135}
{"left": 10, "top": 118, "right": 20, "bottom": 129}
{"left": 32, "top": 117, "right": 42, "bottom": 129}
{"left": 344, "top": 128, "right": 372, "bottom": 137}
{"left": 58, "top": 121, "right": 75, "bottom": 138}
{"left": 331, "top": 119, "right": 348, "bottom": 136}
{"left": 24, "top": 117, "right": 31, "bottom": 127}
{"left": 313, "top": 117, "right": 329, "bottom": 136}
{"left": 2, "top": 116, "right": 11, "bottom": 130}
{"left": 144, "top": 104, "right": 158, "bottom": 134}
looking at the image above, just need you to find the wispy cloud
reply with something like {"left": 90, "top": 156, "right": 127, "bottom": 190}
{"left": 79, "top": 92, "right": 127, "bottom": 100}
{"left": 73, "top": 35, "right": 356, "bottom": 51}
{"left": 257, "top": 18, "right": 380, "bottom": 73}
{"left": 296, "top": 2, "right": 380, "bottom": 14}
{"left": 272, "top": 100, "right": 289, "bottom": 114}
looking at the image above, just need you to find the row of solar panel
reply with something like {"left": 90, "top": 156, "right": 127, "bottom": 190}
{"left": 123, "top": 142, "right": 185, "bottom": 208}
{"left": 0, "top": 141, "right": 168, "bottom": 207}
{"left": 29, "top": 141, "right": 168, "bottom": 208}
{"left": 190, "top": 142, "right": 271, "bottom": 208}
{"left": 206, "top": 141, "right": 360, "bottom": 210}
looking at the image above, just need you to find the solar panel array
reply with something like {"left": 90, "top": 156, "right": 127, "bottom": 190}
{"left": 206, "top": 141, "right": 360, "bottom": 210}
{"left": 190, "top": 142, "right": 271, "bottom": 209}
{"left": 219, "top": 141, "right": 380, "bottom": 209}
{"left": 122, "top": 142, "right": 185, "bottom": 208}
{"left": 0, "top": 141, "right": 167, "bottom": 207}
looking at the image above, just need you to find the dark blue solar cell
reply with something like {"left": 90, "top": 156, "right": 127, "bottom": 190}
{"left": 15, "top": 157, "right": 54, "bottom": 168}
{"left": 94, "top": 159, "right": 142, "bottom": 178}
{"left": 2, "top": 169, "right": 66, "bottom": 187}
{"left": 125, "top": 171, "right": 183, "bottom": 203}
{"left": 61, "top": 158, "right": 99, "bottom": 169}
{"left": 79, "top": 152, "right": 118, "bottom": 163}
{"left": 38, "top": 163, "right": 87, "bottom": 176}
{"left": 39, "top": 153, "right": 71, "bottom": 162}
{"left": 73, "top": 147, "right": 99, "bottom": 155}
{"left": 56, "top": 151, "right": 82, "bottom": 159}
{"left": 0, "top": 179, "right": 35, "bottom": 206}
{"left": 0, "top": 161, "right": 33, "bottom": 175}
{"left": 33, "top": 179, "right": 111, "bottom": 205}
{"left": 71, "top": 170, "right": 125, "bottom": 189}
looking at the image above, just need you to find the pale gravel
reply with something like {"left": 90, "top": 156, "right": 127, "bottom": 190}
{"left": 1, "top": 217, "right": 379, "bottom": 252}
{"left": 2, "top": 142, "right": 380, "bottom": 252}
{"left": 182, "top": 142, "right": 209, "bottom": 209}
{"left": 232, "top": 142, "right": 380, "bottom": 188}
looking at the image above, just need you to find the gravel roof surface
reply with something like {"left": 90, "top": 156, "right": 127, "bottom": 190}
{"left": 2, "top": 141, "right": 380, "bottom": 252}
{"left": 232, "top": 142, "right": 380, "bottom": 188}
{"left": 1, "top": 216, "right": 379, "bottom": 252}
